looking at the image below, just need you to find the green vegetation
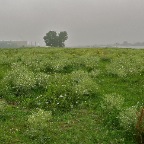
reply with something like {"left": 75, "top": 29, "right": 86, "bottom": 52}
{"left": 43, "top": 31, "right": 68, "bottom": 47}
{"left": 0, "top": 47, "right": 144, "bottom": 143}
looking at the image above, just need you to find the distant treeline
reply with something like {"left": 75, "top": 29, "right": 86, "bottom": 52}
{"left": 118, "top": 41, "right": 144, "bottom": 46}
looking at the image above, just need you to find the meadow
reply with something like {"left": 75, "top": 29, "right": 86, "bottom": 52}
{"left": 0, "top": 47, "right": 144, "bottom": 144}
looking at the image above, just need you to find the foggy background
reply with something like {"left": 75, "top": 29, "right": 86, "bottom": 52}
{"left": 0, "top": 0, "right": 144, "bottom": 47}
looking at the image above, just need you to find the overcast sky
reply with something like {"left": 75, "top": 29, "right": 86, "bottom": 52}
{"left": 0, "top": 0, "right": 144, "bottom": 46}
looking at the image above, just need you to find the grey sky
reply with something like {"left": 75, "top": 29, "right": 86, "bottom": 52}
{"left": 0, "top": 0, "right": 144, "bottom": 46}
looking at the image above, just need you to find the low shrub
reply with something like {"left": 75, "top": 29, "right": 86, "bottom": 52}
{"left": 101, "top": 93, "right": 124, "bottom": 111}
{"left": 35, "top": 73, "right": 50, "bottom": 89}
{"left": 28, "top": 109, "right": 52, "bottom": 129}
{"left": 70, "top": 70, "right": 98, "bottom": 96}
{"left": 119, "top": 106, "right": 138, "bottom": 131}
{"left": 0, "top": 99, "right": 7, "bottom": 111}
{"left": 106, "top": 55, "right": 144, "bottom": 77}
{"left": 32, "top": 71, "right": 99, "bottom": 112}
{"left": 101, "top": 94, "right": 124, "bottom": 128}
{"left": 26, "top": 109, "right": 52, "bottom": 143}
{"left": 1, "top": 64, "right": 36, "bottom": 96}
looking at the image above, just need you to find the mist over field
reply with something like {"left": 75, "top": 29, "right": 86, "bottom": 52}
{"left": 0, "top": 0, "right": 144, "bottom": 46}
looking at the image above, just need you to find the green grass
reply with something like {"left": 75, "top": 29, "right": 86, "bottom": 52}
{"left": 0, "top": 47, "right": 144, "bottom": 143}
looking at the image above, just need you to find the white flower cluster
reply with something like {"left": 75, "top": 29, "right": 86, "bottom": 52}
{"left": 0, "top": 99, "right": 7, "bottom": 111}
{"left": 35, "top": 73, "right": 50, "bottom": 89}
{"left": 28, "top": 109, "right": 52, "bottom": 129}
{"left": 101, "top": 93, "right": 141, "bottom": 133}
{"left": 81, "top": 56, "right": 100, "bottom": 70}
{"left": 106, "top": 55, "right": 144, "bottom": 77}
{"left": 2, "top": 63, "right": 50, "bottom": 93}
{"left": 101, "top": 93, "right": 124, "bottom": 111}
{"left": 118, "top": 106, "right": 138, "bottom": 130}
{"left": 3, "top": 64, "right": 35, "bottom": 90}
{"left": 70, "top": 70, "right": 98, "bottom": 96}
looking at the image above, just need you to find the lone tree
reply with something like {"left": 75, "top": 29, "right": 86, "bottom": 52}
{"left": 43, "top": 31, "right": 68, "bottom": 47}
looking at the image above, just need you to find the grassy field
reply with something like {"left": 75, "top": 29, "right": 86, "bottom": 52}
{"left": 0, "top": 47, "right": 144, "bottom": 144}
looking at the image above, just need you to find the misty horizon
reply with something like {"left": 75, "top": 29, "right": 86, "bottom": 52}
{"left": 0, "top": 0, "right": 144, "bottom": 47}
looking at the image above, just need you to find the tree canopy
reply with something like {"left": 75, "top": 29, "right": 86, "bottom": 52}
{"left": 43, "top": 31, "right": 68, "bottom": 47}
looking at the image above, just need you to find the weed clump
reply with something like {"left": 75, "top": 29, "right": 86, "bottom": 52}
{"left": 26, "top": 109, "right": 52, "bottom": 143}
{"left": 28, "top": 109, "right": 52, "bottom": 129}
{"left": 2, "top": 64, "right": 36, "bottom": 95}
{"left": 100, "top": 94, "right": 124, "bottom": 128}
{"left": 0, "top": 99, "right": 7, "bottom": 111}
{"left": 101, "top": 93, "right": 124, "bottom": 111}
{"left": 106, "top": 55, "right": 144, "bottom": 77}
{"left": 119, "top": 106, "right": 138, "bottom": 131}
